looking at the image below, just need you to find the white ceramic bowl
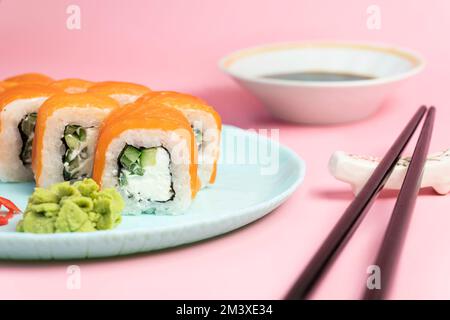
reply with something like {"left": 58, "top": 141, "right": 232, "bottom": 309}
{"left": 219, "top": 42, "right": 425, "bottom": 124}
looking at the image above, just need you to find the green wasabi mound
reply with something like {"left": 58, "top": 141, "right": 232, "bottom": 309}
{"left": 17, "top": 179, "right": 124, "bottom": 234}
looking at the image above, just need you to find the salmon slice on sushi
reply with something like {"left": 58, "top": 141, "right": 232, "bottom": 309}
{"left": 32, "top": 92, "right": 119, "bottom": 187}
{"left": 88, "top": 81, "right": 151, "bottom": 106}
{"left": 0, "top": 84, "right": 60, "bottom": 181}
{"left": 93, "top": 100, "right": 200, "bottom": 215}
{"left": 50, "top": 78, "right": 94, "bottom": 94}
{"left": 4, "top": 73, "right": 53, "bottom": 85}
{"left": 137, "top": 91, "right": 221, "bottom": 188}
{"left": 0, "top": 81, "right": 18, "bottom": 93}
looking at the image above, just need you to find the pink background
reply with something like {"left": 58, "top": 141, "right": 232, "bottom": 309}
{"left": 1, "top": 0, "right": 450, "bottom": 299}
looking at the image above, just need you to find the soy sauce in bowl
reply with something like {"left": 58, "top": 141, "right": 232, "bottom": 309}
{"left": 261, "top": 71, "right": 375, "bottom": 82}
{"left": 220, "top": 41, "right": 424, "bottom": 123}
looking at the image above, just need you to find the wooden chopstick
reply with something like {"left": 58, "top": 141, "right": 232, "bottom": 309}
{"left": 363, "top": 107, "right": 435, "bottom": 300}
{"left": 285, "top": 106, "right": 428, "bottom": 300}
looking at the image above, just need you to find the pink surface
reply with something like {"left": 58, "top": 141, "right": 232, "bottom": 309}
{"left": 1, "top": 0, "right": 450, "bottom": 299}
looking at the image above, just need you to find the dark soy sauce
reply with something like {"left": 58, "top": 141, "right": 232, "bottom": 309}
{"left": 261, "top": 71, "right": 375, "bottom": 82}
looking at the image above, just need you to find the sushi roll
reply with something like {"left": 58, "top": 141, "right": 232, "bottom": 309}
{"left": 50, "top": 78, "right": 94, "bottom": 94}
{"left": 4, "top": 73, "right": 53, "bottom": 85}
{"left": 137, "top": 91, "right": 221, "bottom": 187}
{"left": 0, "top": 84, "right": 60, "bottom": 181}
{"left": 92, "top": 100, "right": 200, "bottom": 215}
{"left": 88, "top": 81, "right": 151, "bottom": 106}
{"left": 32, "top": 92, "right": 119, "bottom": 187}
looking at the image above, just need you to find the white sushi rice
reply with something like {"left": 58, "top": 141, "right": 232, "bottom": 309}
{"left": 181, "top": 108, "right": 220, "bottom": 188}
{"left": 37, "top": 107, "right": 111, "bottom": 187}
{"left": 0, "top": 97, "right": 48, "bottom": 181}
{"left": 100, "top": 129, "right": 193, "bottom": 215}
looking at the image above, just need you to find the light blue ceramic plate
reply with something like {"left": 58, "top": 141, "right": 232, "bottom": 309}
{"left": 0, "top": 125, "right": 305, "bottom": 260}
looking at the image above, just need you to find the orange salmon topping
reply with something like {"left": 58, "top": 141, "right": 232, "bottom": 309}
{"left": 4, "top": 73, "right": 53, "bottom": 85}
{"left": 0, "top": 84, "right": 61, "bottom": 134}
{"left": 93, "top": 100, "right": 200, "bottom": 197}
{"left": 137, "top": 91, "right": 222, "bottom": 131}
{"left": 0, "top": 81, "right": 18, "bottom": 92}
{"left": 137, "top": 91, "right": 221, "bottom": 183}
{"left": 32, "top": 92, "right": 120, "bottom": 183}
{"left": 50, "top": 78, "right": 94, "bottom": 93}
{"left": 88, "top": 81, "right": 151, "bottom": 97}
{"left": 0, "top": 84, "right": 60, "bottom": 112}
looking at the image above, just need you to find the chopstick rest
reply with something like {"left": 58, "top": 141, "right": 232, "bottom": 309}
{"left": 329, "top": 149, "right": 450, "bottom": 195}
{"left": 285, "top": 106, "right": 428, "bottom": 300}
{"left": 363, "top": 107, "right": 435, "bottom": 300}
